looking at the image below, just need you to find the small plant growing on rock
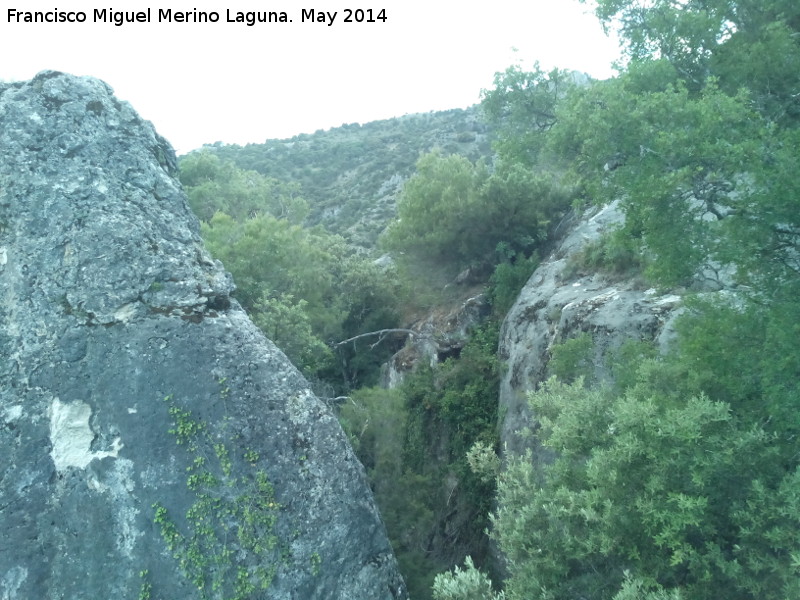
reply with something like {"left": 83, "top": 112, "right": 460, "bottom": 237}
{"left": 153, "top": 395, "right": 282, "bottom": 600}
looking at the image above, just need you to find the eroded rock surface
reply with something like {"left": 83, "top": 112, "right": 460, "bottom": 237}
{"left": 499, "top": 201, "right": 684, "bottom": 457}
{"left": 0, "top": 71, "right": 406, "bottom": 599}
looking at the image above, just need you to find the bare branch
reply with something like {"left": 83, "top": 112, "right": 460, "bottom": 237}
{"left": 332, "top": 329, "right": 417, "bottom": 349}
{"left": 320, "top": 396, "right": 349, "bottom": 406}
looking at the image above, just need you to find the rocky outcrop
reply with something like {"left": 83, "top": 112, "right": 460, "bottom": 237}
{"left": 0, "top": 71, "right": 406, "bottom": 599}
{"left": 498, "top": 201, "right": 684, "bottom": 457}
{"left": 381, "top": 291, "right": 490, "bottom": 388}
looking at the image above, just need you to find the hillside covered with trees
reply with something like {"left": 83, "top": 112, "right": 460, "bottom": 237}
{"left": 201, "top": 107, "right": 491, "bottom": 247}
{"left": 179, "top": 1, "right": 800, "bottom": 598}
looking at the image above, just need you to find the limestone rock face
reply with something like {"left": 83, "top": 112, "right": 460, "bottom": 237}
{"left": 499, "top": 201, "right": 683, "bottom": 458}
{"left": 0, "top": 72, "right": 406, "bottom": 599}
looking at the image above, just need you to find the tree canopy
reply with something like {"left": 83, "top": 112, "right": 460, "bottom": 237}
{"left": 179, "top": 150, "right": 307, "bottom": 223}
{"left": 466, "top": 1, "right": 800, "bottom": 599}
{"left": 177, "top": 2, "right": 800, "bottom": 595}
{"left": 381, "top": 150, "right": 572, "bottom": 275}
{"left": 179, "top": 155, "right": 404, "bottom": 391}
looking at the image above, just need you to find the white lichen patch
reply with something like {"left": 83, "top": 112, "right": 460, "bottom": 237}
{"left": 652, "top": 294, "right": 682, "bottom": 309}
{"left": 92, "top": 179, "right": 109, "bottom": 194}
{"left": 2, "top": 404, "right": 23, "bottom": 424}
{"left": 49, "top": 398, "right": 123, "bottom": 471}
{"left": 286, "top": 389, "right": 318, "bottom": 426}
{"left": 86, "top": 459, "right": 141, "bottom": 557}
{"left": 0, "top": 565, "right": 28, "bottom": 599}
{"left": 113, "top": 302, "right": 138, "bottom": 324}
{"left": 61, "top": 242, "right": 74, "bottom": 265}
{"left": 111, "top": 459, "right": 141, "bottom": 556}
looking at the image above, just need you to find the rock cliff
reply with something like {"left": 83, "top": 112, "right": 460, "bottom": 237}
{"left": 499, "top": 201, "right": 683, "bottom": 458}
{"left": 0, "top": 71, "right": 406, "bottom": 599}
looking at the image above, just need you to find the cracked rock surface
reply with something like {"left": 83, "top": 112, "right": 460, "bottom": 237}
{"left": 498, "top": 201, "right": 685, "bottom": 459}
{"left": 0, "top": 71, "right": 406, "bottom": 600}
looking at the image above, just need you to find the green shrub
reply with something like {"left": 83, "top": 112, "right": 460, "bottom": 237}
{"left": 339, "top": 387, "right": 440, "bottom": 600}
{"left": 251, "top": 293, "right": 332, "bottom": 375}
{"left": 432, "top": 557, "right": 504, "bottom": 600}
{"left": 382, "top": 152, "right": 572, "bottom": 274}
{"left": 455, "top": 132, "right": 477, "bottom": 143}
{"left": 487, "top": 251, "right": 539, "bottom": 315}
{"left": 179, "top": 150, "right": 307, "bottom": 224}
{"left": 339, "top": 325, "right": 502, "bottom": 600}
{"left": 199, "top": 211, "right": 403, "bottom": 390}
{"left": 548, "top": 332, "right": 594, "bottom": 383}
{"left": 338, "top": 387, "right": 407, "bottom": 474}
{"left": 493, "top": 375, "right": 800, "bottom": 600}
{"left": 607, "top": 339, "right": 658, "bottom": 394}
{"left": 563, "top": 229, "right": 642, "bottom": 281}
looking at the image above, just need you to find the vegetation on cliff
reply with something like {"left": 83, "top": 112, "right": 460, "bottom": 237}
{"left": 465, "top": 1, "right": 800, "bottom": 599}
{"left": 180, "top": 1, "right": 800, "bottom": 597}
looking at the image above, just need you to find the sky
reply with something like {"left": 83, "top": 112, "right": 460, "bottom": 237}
{"left": 0, "top": 1, "right": 621, "bottom": 154}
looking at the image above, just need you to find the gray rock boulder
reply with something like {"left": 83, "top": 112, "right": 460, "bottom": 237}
{"left": 0, "top": 71, "right": 406, "bottom": 600}
{"left": 499, "top": 201, "right": 683, "bottom": 458}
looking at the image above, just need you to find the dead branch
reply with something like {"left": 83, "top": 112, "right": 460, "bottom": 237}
{"left": 332, "top": 328, "right": 417, "bottom": 349}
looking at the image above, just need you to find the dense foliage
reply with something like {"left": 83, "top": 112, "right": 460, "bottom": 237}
{"left": 180, "top": 2, "right": 800, "bottom": 595}
{"left": 179, "top": 153, "right": 403, "bottom": 391}
{"left": 480, "top": 1, "right": 800, "bottom": 291}
{"left": 496, "top": 371, "right": 799, "bottom": 600}
{"left": 201, "top": 108, "right": 492, "bottom": 246}
{"left": 179, "top": 151, "right": 308, "bottom": 224}
{"left": 472, "top": 1, "right": 800, "bottom": 599}
{"left": 381, "top": 152, "right": 571, "bottom": 275}
{"left": 340, "top": 325, "right": 502, "bottom": 600}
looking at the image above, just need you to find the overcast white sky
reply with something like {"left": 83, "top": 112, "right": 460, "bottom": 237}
{"left": 1, "top": 1, "right": 620, "bottom": 154}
